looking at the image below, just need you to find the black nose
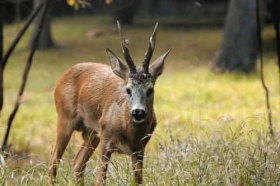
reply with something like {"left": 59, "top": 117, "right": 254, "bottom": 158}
{"left": 131, "top": 109, "right": 146, "bottom": 121}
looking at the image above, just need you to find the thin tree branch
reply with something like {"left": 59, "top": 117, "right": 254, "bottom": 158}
{"left": 0, "top": 0, "right": 44, "bottom": 112}
{"left": 1, "top": 0, "right": 44, "bottom": 70}
{"left": 0, "top": 1, "right": 3, "bottom": 63}
{"left": 1, "top": 0, "right": 50, "bottom": 151}
{"left": 274, "top": 22, "right": 280, "bottom": 86}
{"left": 256, "top": 0, "right": 274, "bottom": 138}
{"left": 0, "top": 1, "right": 3, "bottom": 116}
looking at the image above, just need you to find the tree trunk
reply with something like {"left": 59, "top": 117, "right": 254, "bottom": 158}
{"left": 0, "top": 1, "right": 3, "bottom": 61}
{"left": 15, "top": 0, "right": 21, "bottom": 22}
{"left": 214, "top": 0, "right": 261, "bottom": 73}
{"left": 114, "top": 0, "right": 141, "bottom": 25}
{"left": 30, "top": 0, "right": 54, "bottom": 50}
{"left": 0, "top": 1, "right": 4, "bottom": 111}
{"left": 268, "top": 0, "right": 280, "bottom": 21}
{"left": 149, "top": 0, "right": 160, "bottom": 15}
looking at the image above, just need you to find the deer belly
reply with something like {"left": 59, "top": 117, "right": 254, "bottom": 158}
{"left": 113, "top": 141, "right": 133, "bottom": 155}
{"left": 77, "top": 104, "right": 99, "bottom": 132}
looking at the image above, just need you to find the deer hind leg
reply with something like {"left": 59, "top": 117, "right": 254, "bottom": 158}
{"left": 72, "top": 129, "right": 100, "bottom": 182}
{"left": 48, "top": 116, "right": 75, "bottom": 184}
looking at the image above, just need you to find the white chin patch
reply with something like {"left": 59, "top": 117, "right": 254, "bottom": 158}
{"left": 133, "top": 118, "right": 145, "bottom": 123}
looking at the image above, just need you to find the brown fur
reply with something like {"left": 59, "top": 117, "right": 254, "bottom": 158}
{"left": 48, "top": 63, "right": 157, "bottom": 185}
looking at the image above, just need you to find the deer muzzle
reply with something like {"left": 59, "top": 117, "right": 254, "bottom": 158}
{"left": 131, "top": 109, "right": 146, "bottom": 123}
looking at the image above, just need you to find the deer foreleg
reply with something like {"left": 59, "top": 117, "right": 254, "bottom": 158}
{"left": 73, "top": 130, "right": 100, "bottom": 182}
{"left": 95, "top": 142, "right": 112, "bottom": 186}
{"left": 131, "top": 150, "right": 144, "bottom": 185}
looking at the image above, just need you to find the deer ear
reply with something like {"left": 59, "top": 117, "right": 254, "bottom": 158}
{"left": 149, "top": 48, "right": 171, "bottom": 80}
{"left": 106, "top": 48, "right": 128, "bottom": 80}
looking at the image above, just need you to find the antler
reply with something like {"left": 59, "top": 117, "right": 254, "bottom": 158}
{"left": 117, "top": 21, "right": 137, "bottom": 74}
{"left": 142, "top": 22, "right": 158, "bottom": 74}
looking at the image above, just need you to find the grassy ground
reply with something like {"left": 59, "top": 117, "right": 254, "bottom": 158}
{"left": 1, "top": 15, "right": 280, "bottom": 185}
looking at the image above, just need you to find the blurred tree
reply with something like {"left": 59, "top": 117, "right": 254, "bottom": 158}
{"left": 149, "top": 0, "right": 159, "bottom": 15}
{"left": 0, "top": 1, "right": 3, "bottom": 62}
{"left": 30, "top": 0, "right": 54, "bottom": 50}
{"left": 0, "top": 2, "right": 4, "bottom": 111}
{"left": 268, "top": 0, "right": 280, "bottom": 74}
{"left": 15, "top": 0, "right": 21, "bottom": 22}
{"left": 114, "top": 0, "right": 141, "bottom": 25}
{"left": 268, "top": 0, "right": 280, "bottom": 20}
{"left": 214, "top": 0, "right": 264, "bottom": 73}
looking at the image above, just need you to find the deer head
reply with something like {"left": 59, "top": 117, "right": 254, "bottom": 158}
{"left": 106, "top": 21, "right": 171, "bottom": 123}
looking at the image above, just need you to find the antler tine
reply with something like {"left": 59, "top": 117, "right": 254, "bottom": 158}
{"left": 117, "top": 21, "right": 137, "bottom": 74}
{"left": 142, "top": 22, "right": 158, "bottom": 74}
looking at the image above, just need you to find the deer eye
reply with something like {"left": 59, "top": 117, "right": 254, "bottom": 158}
{"left": 126, "top": 88, "right": 132, "bottom": 96}
{"left": 147, "top": 88, "right": 154, "bottom": 96}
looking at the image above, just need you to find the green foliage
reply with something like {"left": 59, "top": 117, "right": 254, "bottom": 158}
{"left": 0, "top": 16, "right": 280, "bottom": 184}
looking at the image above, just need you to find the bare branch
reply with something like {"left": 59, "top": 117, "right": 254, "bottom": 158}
{"left": 0, "top": 0, "right": 44, "bottom": 112}
{"left": 1, "top": 0, "right": 51, "bottom": 151}
{"left": 256, "top": 0, "right": 274, "bottom": 138}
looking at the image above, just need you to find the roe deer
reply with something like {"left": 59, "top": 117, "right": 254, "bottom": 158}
{"left": 48, "top": 22, "right": 171, "bottom": 185}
